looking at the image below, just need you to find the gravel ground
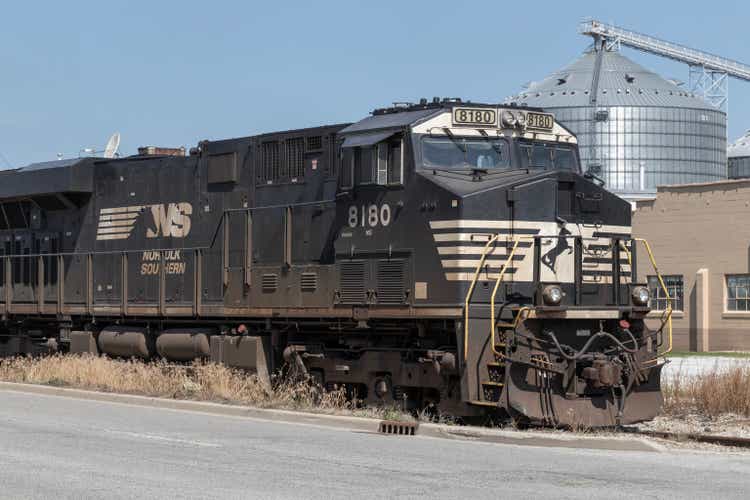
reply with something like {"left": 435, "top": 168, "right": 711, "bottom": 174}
{"left": 635, "top": 414, "right": 750, "bottom": 440}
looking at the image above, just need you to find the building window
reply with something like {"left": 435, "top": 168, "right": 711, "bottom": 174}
{"left": 647, "top": 275, "right": 683, "bottom": 311}
{"left": 726, "top": 274, "right": 750, "bottom": 311}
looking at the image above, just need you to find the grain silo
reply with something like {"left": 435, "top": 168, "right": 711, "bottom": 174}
{"left": 728, "top": 131, "right": 750, "bottom": 179}
{"left": 507, "top": 43, "right": 727, "bottom": 201}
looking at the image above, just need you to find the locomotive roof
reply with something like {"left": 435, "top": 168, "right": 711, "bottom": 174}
{"left": 340, "top": 108, "right": 440, "bottom": 135}
{"left": 18, "top": 158, "right": 87, "bottom": 172}
{"left": 0, "top": 157, "right": 95, "bottom": 202}
{"left": 340, "top": 101, "right": 547, "bottom": 136}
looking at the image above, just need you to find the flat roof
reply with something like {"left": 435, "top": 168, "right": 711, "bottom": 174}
{"left": 656, "top": 178, "right": 750, "bottom": 191}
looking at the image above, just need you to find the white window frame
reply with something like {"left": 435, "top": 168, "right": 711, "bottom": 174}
{"left": 647, "top": 274, "right": 683, "bottom": 312}
{"left": 725, "top": 274, "right": 750, "bottom": 313}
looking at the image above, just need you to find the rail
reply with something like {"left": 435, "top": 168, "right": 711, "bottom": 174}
{"left": 464, "top": 233, "right": 671, "bottom": 365}
{"left": 463, "top": 234, "right": 502, "bottom": 362}
{"left": 620, "top": 238, "right": 673, "bottom": 356}
{"left": 489, "top": 238, "right": 523, "bottom": 358}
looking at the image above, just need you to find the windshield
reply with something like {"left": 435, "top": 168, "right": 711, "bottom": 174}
{"left": 519, "top": 142, "right": 577, "bottom": 171}
{"left": 422, "top": 136, "right": 510, "bottom": 170}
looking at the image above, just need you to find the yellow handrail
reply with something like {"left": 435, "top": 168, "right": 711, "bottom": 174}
{"left": 463, "top": 234, "right": 501, "bottom": 362}
{"left": 489, "top": 238, "right": 522, "bottom": 357}
{"left": 464, "top": 234, "right": 672, "bottom": 365}
{"left": 620, "top": 239, "right": 673, "bottom": 356}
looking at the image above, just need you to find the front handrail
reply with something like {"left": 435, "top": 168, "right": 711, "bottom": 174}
{"left": 463, "top": 234, "right": 501, "bottom": 362}
{"left": 620, "top": 238, "right": 673, "bottom": 356}
{"left": 464, "top": 234, "right": 671, "bottom": 364}
{"left": 489, "top": 238, "right": 523, "bottom": 358}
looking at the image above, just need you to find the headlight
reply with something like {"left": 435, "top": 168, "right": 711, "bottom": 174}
{"left": 501, "top": 110, "right": 516, "bottom": 127}
{"left": 632, "top": 286, "right": 650, "bottom": 306}
{"left": 542, "top": 285, "right": 563, "bottom": 306}
{"left": 515, "top": 112, "right": 526, "bottom": 128}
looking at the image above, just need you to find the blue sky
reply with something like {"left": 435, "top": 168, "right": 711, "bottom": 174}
{"left": 1, "top": 0, "right": 748, "bottom": 166}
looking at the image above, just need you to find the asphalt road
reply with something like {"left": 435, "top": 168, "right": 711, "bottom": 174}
{"left": 0, "top": 390, "right": 748, "bottom": 500}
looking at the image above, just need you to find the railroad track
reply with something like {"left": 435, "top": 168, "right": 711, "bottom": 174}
{"left": 620, "top": 428, "right": 750, "bottom": 448}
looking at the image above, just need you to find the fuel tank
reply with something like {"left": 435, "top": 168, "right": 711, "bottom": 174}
{"left": 156, "top": 329, "right": 213, "bottom": 361}
{"left": 98, "top": 326, "right": 154, "bottom": 359}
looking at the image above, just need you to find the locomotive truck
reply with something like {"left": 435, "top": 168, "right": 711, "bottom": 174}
{"left": 0, "top": 98, "right": 672, "bottom": 427}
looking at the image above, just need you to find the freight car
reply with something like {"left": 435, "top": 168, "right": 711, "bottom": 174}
{"left": 0, "top": 99, "right": 672, "bottom": 427}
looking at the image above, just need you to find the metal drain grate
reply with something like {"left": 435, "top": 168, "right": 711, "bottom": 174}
{"left": 378, "top": 421, "right": 418, "bottom": 436}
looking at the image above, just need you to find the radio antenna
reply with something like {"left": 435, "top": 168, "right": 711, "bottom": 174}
{"left": 103, "top": 132, "right": 121, "bottom": 159}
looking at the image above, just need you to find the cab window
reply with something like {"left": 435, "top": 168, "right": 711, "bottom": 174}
{"left": 421, "top": 136, "right": 510, "bottom": 170}
{"left": 520, "top": 142, "right": 577, "bottom": 171}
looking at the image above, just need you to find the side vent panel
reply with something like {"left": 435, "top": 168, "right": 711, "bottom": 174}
{"left": 301, "top": 272, "right": 318, "bottom": 292}
{"left": 261, "top": 273, "right": 279, "bottom": 293}
{"left": 377, "top": 260, "right": 405, "bottom": 304}
{"left": 338, "top": 261, "right": 366, "bottom": 304}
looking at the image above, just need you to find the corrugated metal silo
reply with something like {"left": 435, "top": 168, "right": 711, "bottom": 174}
{"left": 508, "top": 45, "right": 727, "bottom": 200}
{"left": 728, "top": 132, "right": 750, "bottom": 179}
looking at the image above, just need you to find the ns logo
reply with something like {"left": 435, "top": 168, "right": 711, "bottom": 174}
{"left": 96, "top": 202, "right": 193, "bottom": 241}
{"left": 146, "top": 202, "right": 193, "bottom": 238}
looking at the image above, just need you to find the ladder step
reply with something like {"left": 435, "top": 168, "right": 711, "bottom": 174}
{"left": 496, "top": 321, "right": 515, "bottom": 329}
{"left": 482, "top": 381, "right": 505, "bottom": 387}
{"left": 468, "top": 400, "right": 499, "bottom": 407}
{"left": 487, "top": 362, "right": 504, "bottom": 367}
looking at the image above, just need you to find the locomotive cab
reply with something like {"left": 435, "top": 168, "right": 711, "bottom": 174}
{"left": 331, "top": 100, "right": 668, "bottom": 426}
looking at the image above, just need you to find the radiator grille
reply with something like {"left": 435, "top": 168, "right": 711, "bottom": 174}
{"left": 286, "top": 137, "right": 305, "bottom": 179}
{"left": 301, "top": 272, "right": 318, "bottom": 292}
{"left": 306, "top": 136, "right": 322, "bottom": 151}
{"left": 260, "top": 141, "right": 280, "bottom": 183}
{"left": 262, "top": 273, "right": 279, "bottom": 292}
{"left": 377, "top": 260, "right": 405, "bottom": 304}
{"left": 338, "top": 261, "right": 366, "bottom": 304}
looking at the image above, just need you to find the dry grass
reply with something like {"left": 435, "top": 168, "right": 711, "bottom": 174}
{"left": 663, "top": 365, "right": 750, "bottom": 418}
{"left": 0, "top": 354, "right": 419, "bottom": 421}
{"left": 0, "top": 354, "right": 412, "bottom": 419}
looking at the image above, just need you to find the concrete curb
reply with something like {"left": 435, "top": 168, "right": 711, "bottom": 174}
{"left": 0, "top": 381, "right": 658, "bottom": 452}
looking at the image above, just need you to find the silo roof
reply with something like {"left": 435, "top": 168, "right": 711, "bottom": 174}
{"left": 728, "top": 131, "right": 750, "bottom": 158}
{"left": 508, "top": 49, "right": 717, "bottom": 110}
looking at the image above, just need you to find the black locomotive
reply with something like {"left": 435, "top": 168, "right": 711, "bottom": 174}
{"left": 0, "top": 99, "right": 670, "bottom": 427}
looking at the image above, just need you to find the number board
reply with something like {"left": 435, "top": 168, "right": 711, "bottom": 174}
{"left": 452, "top": 107, "right": 497, "bottom": 127}
{"left": 526, "top": 112, "right": 555, "bottom": 131}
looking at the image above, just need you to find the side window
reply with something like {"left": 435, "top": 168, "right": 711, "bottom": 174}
{"left": 340, "top": 148, "right": 353, "bottom": 189}
{"left": 377, "top": 143, "right": 388, "bottom": 185}
{"left": 354, "top": 147, "right": 375, "bottom": 185}
{"left": 387, "top": 140, "right": 403, "bottom": 184}
{"left": 340, "top": 138, "right": 404, "bottom": 189}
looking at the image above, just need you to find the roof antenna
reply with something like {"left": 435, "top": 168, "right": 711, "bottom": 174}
{"left": 104, "top": 132, "right": 121, "bottom": 159}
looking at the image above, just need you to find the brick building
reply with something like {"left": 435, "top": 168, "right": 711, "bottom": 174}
{"left": 633, "top": 179, "right": 750, "bottom": 351}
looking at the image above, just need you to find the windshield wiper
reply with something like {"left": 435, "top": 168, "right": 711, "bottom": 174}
{"left": 441, "top": 128, "right": 466, "bottom": 153}
{"left": 477, "top": 129, "right": 507, "bottom": 159}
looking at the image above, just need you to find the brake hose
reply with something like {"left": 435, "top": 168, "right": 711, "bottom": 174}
{"left": 543, "top": 328, "right": 638, "bottom": 361}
